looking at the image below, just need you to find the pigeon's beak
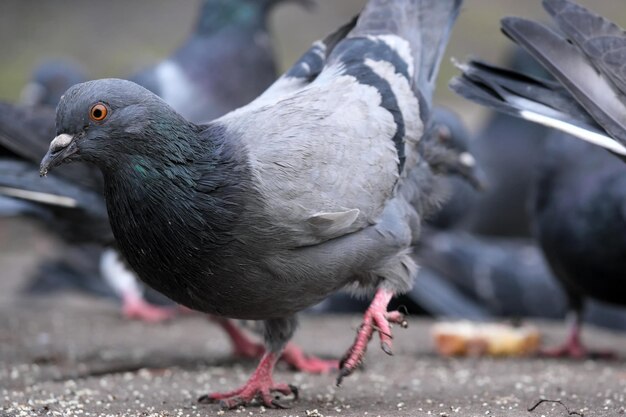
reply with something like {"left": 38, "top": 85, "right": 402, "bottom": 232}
{"left": 458, "top": 151, "right": 488, "bottom": 191}
{"left": 40, "top": 134, "right": 77, "bottom": 177}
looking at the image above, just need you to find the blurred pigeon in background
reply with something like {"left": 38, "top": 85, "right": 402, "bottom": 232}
{"left": 18, "top": 59, "right": 88, "bottom": 108}
{"left": 451, "top": 0, "right": 626, "bottom": 355}
{"left": 132, "top": 0, "right": 310, "bottom": 123}
{"left": 528, "top": 132, "right": 626, "bottom": 357}
{"left": 39, "top": 0, "right": 463, "bottom": 407}
{"left": 425, "top": 107, "right": 479, "bottom": 230}
{"left": 413, "top": 230, "right": 566, "bottom": 320}
{"left": 450, "top": 0, "right": 626, "bottom": 159}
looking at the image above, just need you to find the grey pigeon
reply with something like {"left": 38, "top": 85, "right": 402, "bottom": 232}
{"left": 39, "top": 0, "right": 463, "bottom": 408}
{"left": 450, "top": 0, "right": 626, "bottom": 159}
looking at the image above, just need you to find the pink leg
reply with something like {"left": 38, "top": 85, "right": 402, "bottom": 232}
{"left": 281, "top": 343, "right": 338, "bottom": 374}
{"left": 337, "top": 288, "right": 407, "bottom": 385}
{"left": 198, "top": 351, "right": 298, "bottom": 409}
{"left": 210, "top": 317, "right": 265, "bottom": 359}
{"left": 121, "top": 293, "right": 178, "bottom": 323}
{"left": 211, "top": 317, "right": 338, "bottom": 373}
{"left": 540, "top": 316, "right": 616, "bottom": 359}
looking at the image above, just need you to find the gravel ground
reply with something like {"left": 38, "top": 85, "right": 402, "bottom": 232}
{"left": 2, "top": 245, "right": 626, "bottom": 417}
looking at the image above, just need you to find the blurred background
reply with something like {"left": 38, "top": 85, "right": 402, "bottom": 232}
{"left": 0, "top": 0, "right": 625, "bottom": 328}
{"left": 1, "top": 0, "right": 623, "bottom": 118}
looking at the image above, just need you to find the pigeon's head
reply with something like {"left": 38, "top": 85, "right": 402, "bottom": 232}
{"left": 40, "top": 78, "right": 190, "bottom": 176}
{"left": 430, "top": 107, "right": 487, "bottom": 191}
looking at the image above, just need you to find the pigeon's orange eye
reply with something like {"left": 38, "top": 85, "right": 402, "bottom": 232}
{"left": 89, "top": 103, "right": 108, "bottom": 122}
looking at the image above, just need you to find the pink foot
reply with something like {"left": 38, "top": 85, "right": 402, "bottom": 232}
{"left": 198, "top": 352, "right": 298, "bottom": 409}
{"left": 281, "top": 343, "right": 338, "bottom": 374}
{"left": 122, "top": 297, "right": 178, "bottom": 323}
{"left": 541, "top": 335, "right": 616, "bottom": 359}
{"left": 337, "top": 288, "right": 407, "bottom": 385}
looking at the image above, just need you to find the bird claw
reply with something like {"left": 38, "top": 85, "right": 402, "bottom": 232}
{"left": 198, "top": 382, "right": 298, "bottom": 409}
{"left": 281, "top": 343, "right": 338, "bottom": 373}
{"left": 337, "top": 290, "right": 406, "bottom": 386}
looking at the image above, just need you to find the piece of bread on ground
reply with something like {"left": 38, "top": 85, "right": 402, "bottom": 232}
{"left": 432, "top": 321, "right": 541, "bottom": 357}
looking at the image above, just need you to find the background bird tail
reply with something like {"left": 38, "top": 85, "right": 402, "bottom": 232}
{"left": 450, "top": 60, "right": 626, "bottom": 157}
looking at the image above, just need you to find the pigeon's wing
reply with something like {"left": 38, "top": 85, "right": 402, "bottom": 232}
{"left": 500, "top": 17, "right": 626, "bottom": 149}
{"left": 543, "top": 0, "right": 626, "bottom": 96}
{"left": 251, "top": 17, "right": 358, "bottom": 106}
{"left": 220, "top": 66, "right": 403, "bottom": 247}
{"left": 218, "top": 0, "right": 461, "bottom": 247}
{"left": 450, "top": 60, "right": 626, "bottom": 157}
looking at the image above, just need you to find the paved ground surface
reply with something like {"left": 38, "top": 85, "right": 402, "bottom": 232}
{"left": 2, "top": 234, "right": 626, "bottom": 417}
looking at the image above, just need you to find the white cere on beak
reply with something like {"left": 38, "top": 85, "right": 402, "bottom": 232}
{"left": 50, "top": 134, "right": 73, "bottom": 153}
{"left": 459, "top": 152, "right": 476, "bottom": 167}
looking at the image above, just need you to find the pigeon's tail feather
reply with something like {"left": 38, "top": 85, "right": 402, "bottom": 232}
{"left": 350, "top": 0, "right": 462, "bottom": 108}
{"left": 499, "top": 16, "right": 626, "bottom": 150}
{"left": 450, "top": 60, "right": 626, "bottom": 157}
{"left": 542, "top": 0, "right": 626, "bottom": 96}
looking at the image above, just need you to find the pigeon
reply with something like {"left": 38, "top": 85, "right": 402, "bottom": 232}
{"left": 450, "top": 0, "right": 626, "bottom": 159}
{"left": 0, "top": 0, "right": 305, "bottom": 321}
{"left": 39, "top": 0, "right": 463, "bottom": 408}
{"left": 425, "top": 107, "right": 479, "bottom": 230}
{"left": 414, "top": 230, "right": 567, "bottom": 319}
{"left": 18, "top": 59, "right": 88, "bottom": 108}
{"left": 526, "top": 131, "right": 626, "bottom": 357}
